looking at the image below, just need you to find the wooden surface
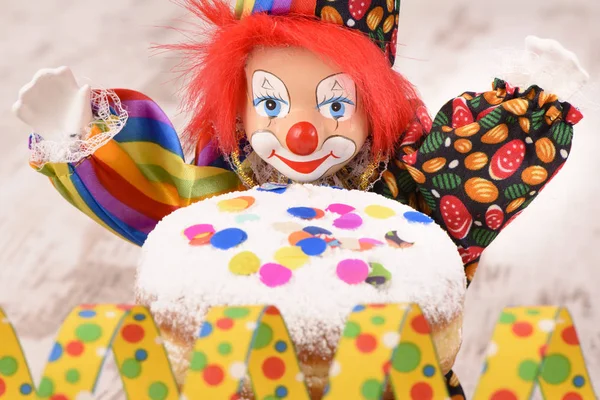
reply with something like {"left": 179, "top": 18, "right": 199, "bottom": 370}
{"left": 1, "top": 0, "right": 599, "bottom": 397}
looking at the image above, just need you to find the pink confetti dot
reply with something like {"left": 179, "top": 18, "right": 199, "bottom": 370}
{"left": 259, "top": 263, "right": 292, "bottom": 288}
{"left": 336, "top": 259, "right": 369, "bottom": 284}
{"left": 326, "top": 203, "right": 356, "bottom": 215}
{"left": 333, "top": 213, "right": 363, "bottom": 230}
{"left": 183, "top": 224, "right": 215, "bottom": 240}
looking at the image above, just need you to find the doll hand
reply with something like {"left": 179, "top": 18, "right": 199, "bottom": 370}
{"left": 12, "top": 66, "right": 93, "bottom": 140}
{"left": 498, "top": 36, "right": 589, "bottom": 100}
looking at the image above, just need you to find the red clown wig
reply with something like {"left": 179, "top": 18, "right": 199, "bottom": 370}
{"left": 168, "top": 0, "right": 421, "bottom": 158}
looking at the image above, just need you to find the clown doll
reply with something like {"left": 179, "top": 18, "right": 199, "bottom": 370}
{"left": 13, "top": 0, "right": 589, "bottom": 396}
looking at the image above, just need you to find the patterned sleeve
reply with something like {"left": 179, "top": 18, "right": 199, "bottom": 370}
{"left": 398, "top": 79, "right": 583, "bottom": 285}
{"left": 30, "top": 89, "right": 243, "bottom": 246}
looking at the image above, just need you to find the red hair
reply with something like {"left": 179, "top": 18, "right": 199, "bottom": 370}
{"left": 165, "top": 0, "right": 420, "bottom": 157}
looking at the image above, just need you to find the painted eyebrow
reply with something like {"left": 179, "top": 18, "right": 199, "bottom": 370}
{"left": 314, "top": 73, "right": 356, "bottom": 108}
{"left": 317, "top": 95, "right": 356, "bottom": 108}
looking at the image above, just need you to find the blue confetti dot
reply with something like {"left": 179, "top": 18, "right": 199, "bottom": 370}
{"left": 135, "top": 349, "right": 148, "bottom": 362}
{"left": 210, "top": 228, "right": 248, "bottom": 250}
{"left": 423, "top": 365, "right": 435, "bottom": 377}
{"left": 287, "top": 207, "right": 317, "bottom": 220}
{"left": 481, "top": 362, "right": 488, "bottom": 374}
{"left": 352, "top": 305, "right": 365, "bottom": 313}
{"left": 573, "top": 375, "right": 585, "bottom": 388}
{"left": 297, "top": 237, "right": 327, "bottom": 256}
{"left": 275, "top": 341, "right": 287, "bottom": 353}
{"left": 199, "top": 322, "right": 213, "bottom": 338}
{"left": 403, "top": 211, "right": 433, "bottom": 224}
{"left": 48, "top": 342, "right": 63, "bottom": 362}
{"left": 303, "top": 226, "right": 332, "bottom": 236}
{"left": 20, "top": 383, "right": 33, "bottom": 395}
{"left": 257, "top": 183, "right": 288, "bottom": 194}
{"left": 330, "top": 186, "right": 344, "bottom": 190}
{"left": 133, "top": 313, "right": 146, "bottom": 321}
{"left": 275, "top": 385, "right": 288, "bottom": 397}
{"left": 323, "top": 384, "right": 330, "bottom": 395}
{"left": 78, "top": 310, "right": 96, "bottom": 318}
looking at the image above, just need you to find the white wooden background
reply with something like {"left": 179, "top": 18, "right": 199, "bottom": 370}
{"left": 1, "top": 0, "right": 599, "bottom": 397}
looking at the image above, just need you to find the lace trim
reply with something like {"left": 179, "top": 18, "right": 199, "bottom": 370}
{"left": 29, "top": 89, "right": 128, "bottom": 167}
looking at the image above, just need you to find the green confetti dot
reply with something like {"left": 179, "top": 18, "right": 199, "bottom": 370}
{"left": 371, "top": 316, "right": 385, "bottom": 326}
{"left": 37, "top": 377, "right": 54, "bottom": 397}
{"left": 218, "top": 342, "right": 232, "bottom": 355}
{"left": 75, "top": 323, "right": 103, "bottom": 343}
{"left": 148, "top": 381, "right": 169, "bottom": 400}
{"left": 253, "top": 323, "right": 273, "bottom": 350}
{"left": 526, "top": 309, "right": 541, "bottom": 316}
{"left": 262, "top": 396, "right": 278, "bottom": 400}
{"left": 518, "top": 360, "right": 538, "bottom": 382}
{"left": 343, "top": 321, "right": 361, "bottom": 338}
{"left": 121, "top": 358, "right": 142, "bottom": 379}
{"left": 224, "top": 307, "right": 251, "bottom": 319}
{"left": 361, "top": 379, "right": 382, "bottom": 399}
{"left": 498, "top": 312, "right": 517, "bottom": 324}
{"left": 190, "top": 351, "right": 207, "bottom": 371}
{"left": 0, "top": 356, "right": 18, "bottom": 376}
{"left": 392, "top": 342, "right": 421, "bottom": 373}
{"left": 65, "top": 368, "right": 80, "bottom": 383}
{"left": 541, "top": 354, "right": 571, "bottom": 384}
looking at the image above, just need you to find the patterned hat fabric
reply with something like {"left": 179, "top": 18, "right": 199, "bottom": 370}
{"left": 235, "top": 0, "right": 401, "bottom": 65}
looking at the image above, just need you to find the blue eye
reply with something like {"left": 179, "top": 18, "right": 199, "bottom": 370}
{"left": 253, "top": 95, "right": 289, "bottom": 118}
{"left": 317, "top": 96, "right": 355, "bottom": 121}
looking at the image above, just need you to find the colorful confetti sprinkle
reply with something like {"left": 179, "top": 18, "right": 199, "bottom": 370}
{"left": 303, "top": 226, "right": 332, "bottom": 236}
{"left": 403, "top": 211, "right": 434, "bottom": 224}
{"left": 228, "top": 251, "right": 261, "bottom": 275}
{"left": 259, "top": 263, "right": 292, "bottom": 287}
{"left": 336, "top": 259, "right": 369, "bottom": 285}
{"left": 333, "top": 213, "right": 363, "bottom": 230}
{"left": 326, "top": 203, "right": 356, "bottom": 215}
{"left": 217, "top": 196, "right": 255, "bottom": 212}
{"left": 385, "top": 231, "right": 415, "bottom": 249}
{"left": 235, "top": 214, "right": 260, "bottom": 224}
{"left": 272, "top": 221, "right": 303, "bottom": 234}
{"left": 210, "top": 228, "right": 248, "bottom": 250}
{"left": 288, "top": 231, "right": 313, "bottom": 246}
{"left": 183, "top": 224, "right": 215, "bottom": 241}
{"left": 287, "top": 207, "right": 316, "bottom": 220}
{"left": 274, "top": 247, "right": 309, "bottom": 270}
{"left": 297, "top": 237, "right": 328, "bottom": 256}
{"left": 366, "top": 262, "right": 392, "bottom": 287}
{"left": 257, "top": 182, "right": 288, "bottom": 193}
{"left": 365, "top": 205, "right": 396, "bottom": 219}
{"left": 339, "top": 238, "right": 361, "bottom": 251}
{"left": 359, "top": 238, "right": 384, "bottom": 251}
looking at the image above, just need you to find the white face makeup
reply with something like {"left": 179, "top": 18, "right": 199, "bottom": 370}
{"left": 243, "top": 47, "right": 370, "bottom": 183}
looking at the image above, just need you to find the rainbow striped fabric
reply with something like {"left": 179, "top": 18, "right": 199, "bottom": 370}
{"left": 33, "top": 89, "right": 245, "bottom": 246}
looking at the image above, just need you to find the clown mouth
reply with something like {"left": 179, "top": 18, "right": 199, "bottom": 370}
{"left": 269, "top": 150, "right": 340, "bottom": 174}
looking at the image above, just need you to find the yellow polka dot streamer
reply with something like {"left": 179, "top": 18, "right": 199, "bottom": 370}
{"left": 474, "top": 306, "right": 596, "bottom": 400}
{"left": 0, "top": 305, "right": 597, "bottom": 400}
{"left": 323, "top": 303, "right": 449, "bottom": 400}
{"left": 181, "top": 305, "right": 310, "bottom": 400}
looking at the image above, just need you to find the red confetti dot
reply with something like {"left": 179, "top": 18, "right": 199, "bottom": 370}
{"left": 563, "top": 393, "right": 583, "bottom": 400}
{"left": 0, "top": 378, "right": 5, "bottom": 397}
{"left": 230, "top": 394, "right": 241, "bottom": 400}
{"left": 262, "top": 357, "right": 286, "bottom": 380}
{"left": 203, "top": 364, "right": 224, "bottom": 386}
{"left": 216, "top": 318, "right": 234, "bottom": 330}
{"left": 121, "top": 324, "right": 145, "bottom": 343}
{"left": 51, "top": 395, "right": 69, "bottom": 400}
{"left": 265, "top": 306, "right": 280, "bottom": 315}
{"left": 490, "top": 389, "right": 518, "bottom": 400}
{"left": 411, "top": 315, "right": 431, "bottom": 334}
{"left": 117, "top": 304, "right": 134, "bottom": 311}
{"left": 66, "top": 340, "right": 85, "bottom": 356}
{"left": 561, "top": 326, "right": 579, "bottom": 345}
{"left": 382, "top": 360, "right": 391, "bottom": 375}
{"left": 512, "top": 322, "right": 533, "bottom": 337}
{"left": 410, "top": 382, "right": 433, "bottom": 400}
{"left": 539, "top": 344, "right": 548, "bottom": 357}
{"left": 370, "top": 304, "right": 386, "bottom": 309}
{"left": 356, "top": 334, "right": 377, "bottom": 353}
{"left": 313, "top": 208, "right": 325, "bottom": 219}
{"left": 80, "top": 304, "right": 96, "bottom": 309}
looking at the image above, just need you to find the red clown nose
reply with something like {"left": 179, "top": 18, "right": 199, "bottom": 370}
{"left": 286, "top": 122, "right": 319, "bottom": 156}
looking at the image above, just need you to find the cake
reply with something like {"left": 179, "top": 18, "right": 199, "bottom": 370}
{"left": 134, "top": 183, "right": 467, "bottom": 398}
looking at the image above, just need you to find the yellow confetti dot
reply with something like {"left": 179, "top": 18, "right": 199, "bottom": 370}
{"left": 217, "top": 196, "right": 255, "bottom": 212}
{"left": 364, "top": 205, "right": 396, "bottom": 219}
{"left": 274, "top": 246, "right": 309, "bottom": 270}
{"left": 228, "top": 251, "right": 261, "bottom": 275}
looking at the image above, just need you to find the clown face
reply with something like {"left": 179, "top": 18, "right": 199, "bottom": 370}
{"left": 242, "top": 47, "right": 370, "bottom": 182}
